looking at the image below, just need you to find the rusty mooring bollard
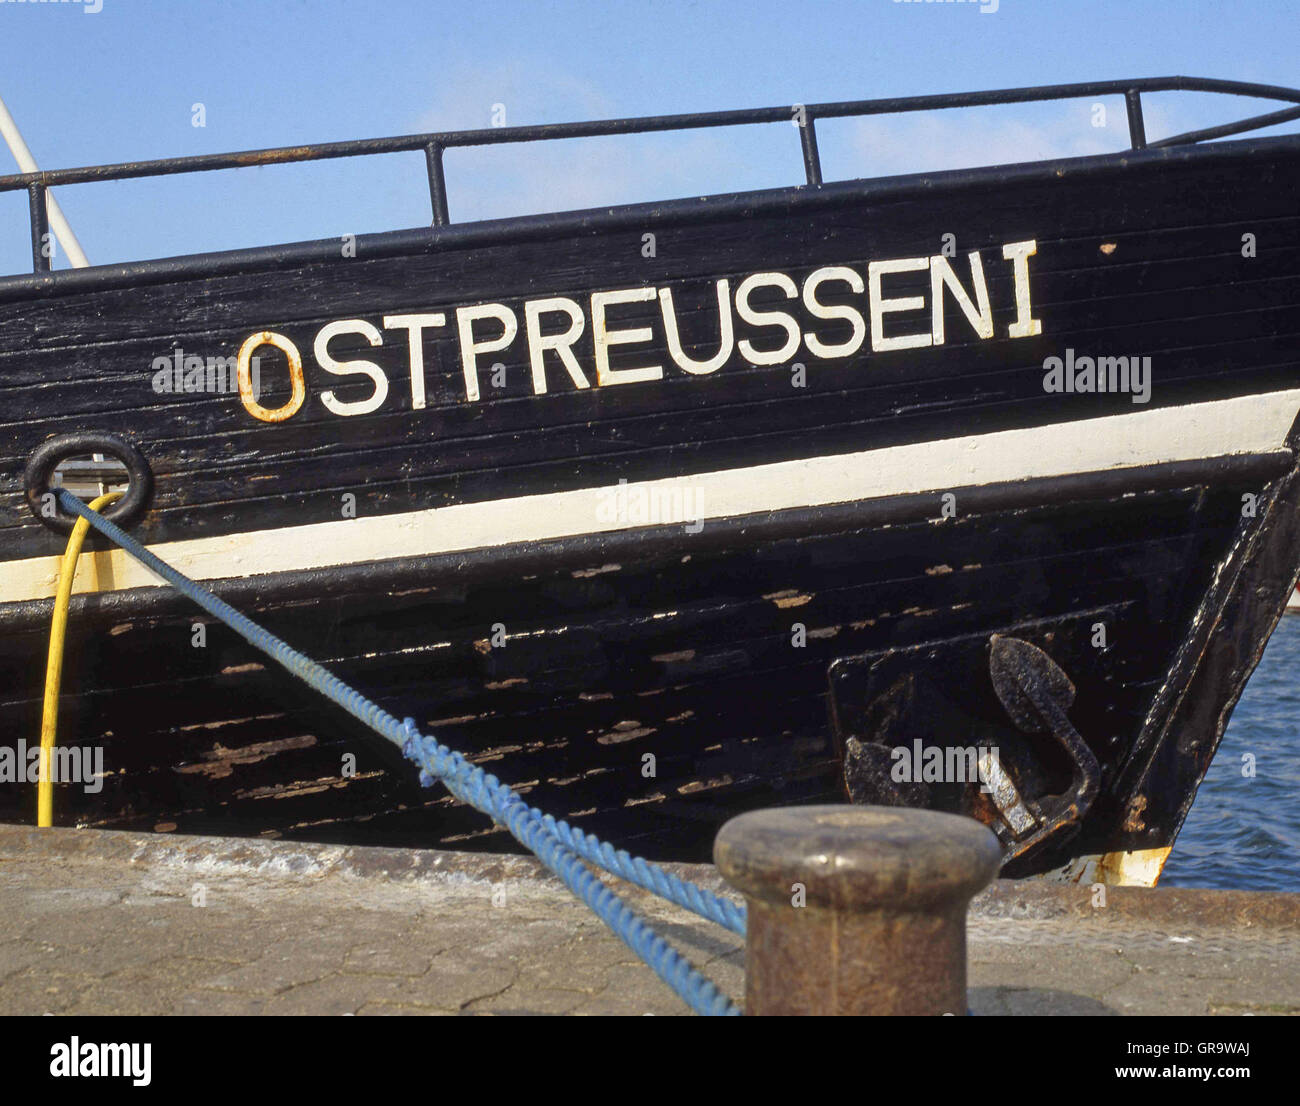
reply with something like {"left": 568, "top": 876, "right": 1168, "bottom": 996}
{"left": 714, "top": 805, "right": 1001, "bottom": 1016}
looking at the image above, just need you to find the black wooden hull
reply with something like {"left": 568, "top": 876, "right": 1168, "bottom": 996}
{"left": 2, "top": 134, "right": 1298, "bottom": 880}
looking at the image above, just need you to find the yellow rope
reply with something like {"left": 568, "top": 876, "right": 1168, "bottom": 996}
{"left": 38, "top": 491, "right": 122, "bottom": 827}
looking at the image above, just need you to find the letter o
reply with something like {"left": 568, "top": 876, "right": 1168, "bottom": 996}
{"left": 238, "top": 331, "right": 305, "bottom": 422}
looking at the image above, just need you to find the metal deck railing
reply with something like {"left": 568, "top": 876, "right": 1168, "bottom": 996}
{"left": 3, "top": 76, "right": 1300, "bottom": 275}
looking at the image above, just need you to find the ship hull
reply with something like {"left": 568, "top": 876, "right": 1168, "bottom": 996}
{"left": 1, "top": 134, "right": 1298, "bottom": 877}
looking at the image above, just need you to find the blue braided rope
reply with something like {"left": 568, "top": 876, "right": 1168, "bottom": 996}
{"left": 532, "top": 812, "right": 745, "bottom": 934}
{"left": 53, "top": 491, "right": 744, "bottom": 935}
{"left": 402, "top": 720, "right": 746, "bottom": 935}
{"left": 57, "top": 489, "right": 743, "bottom": 1015}
{"left": 402, "top": 728, "right": 736, "bottom": 1015}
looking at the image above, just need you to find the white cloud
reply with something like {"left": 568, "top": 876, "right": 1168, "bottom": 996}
{"left": 410, "top": 72, "right": 1255, "bottom": 223}
{"left": 821, "top": 96, "right": 1232, "bottom": 182}
{"left": 413, "top": 62, "right": 791, "bottom": 221}
{"left": 831, "top": 103, "right": 1126, "bottom": 180}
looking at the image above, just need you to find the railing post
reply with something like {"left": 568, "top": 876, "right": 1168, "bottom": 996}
{"left": 715, "top": 804, "right": 1001, "bottom": 1015}
{"left": 1125, "top": 90, "right": 1147, "bottom": 150}
{"left": 28, "top": 182, "right": 50, "bottom": 272}
{"left": 798, "top": 114, "right": 823, "bottom": 186}
{"left": 425, "top": 141, "right": 450, "bottom": 227}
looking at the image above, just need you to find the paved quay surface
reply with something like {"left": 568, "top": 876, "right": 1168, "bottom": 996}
{"left": 0, "top": 824, "right": 1296, "bottom": 1016}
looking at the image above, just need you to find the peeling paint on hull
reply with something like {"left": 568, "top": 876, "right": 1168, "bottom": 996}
{"left": 2, "top": 133, "right": 1299, "bottom": 879}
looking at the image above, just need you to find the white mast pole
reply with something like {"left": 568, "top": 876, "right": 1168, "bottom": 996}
{"left": 0, "top": 92, "right": 90, "bottom": 268}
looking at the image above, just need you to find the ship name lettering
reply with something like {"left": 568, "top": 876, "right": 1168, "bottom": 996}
{"left": 229, "top": 239, "right": 1041, "bottom": 424}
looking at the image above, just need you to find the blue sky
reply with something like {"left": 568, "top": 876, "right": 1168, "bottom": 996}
{"left": 0, "top": 0, "right": 1296, "bottom": 274}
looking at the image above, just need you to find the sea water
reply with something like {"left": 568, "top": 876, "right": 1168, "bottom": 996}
{"left": 1162, "top": 613, "right": 1300, "bottom": 891}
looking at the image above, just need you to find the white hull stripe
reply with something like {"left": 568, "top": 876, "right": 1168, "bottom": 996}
{"left": 6, "top": 389, "right": 1300, "bottom": 605}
